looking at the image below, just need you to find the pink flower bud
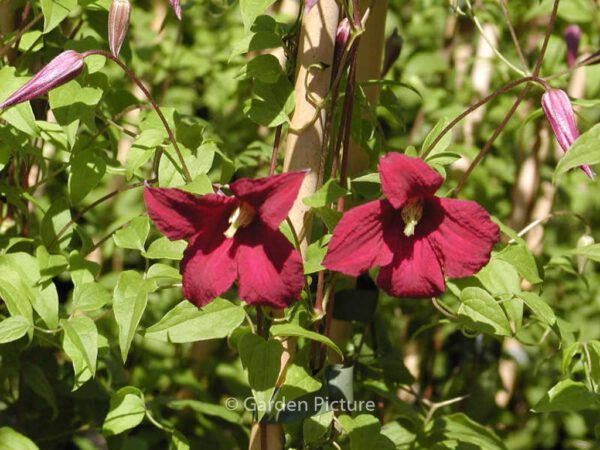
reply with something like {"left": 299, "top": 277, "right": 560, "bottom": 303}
{"left": 0, "top": 51, "right": 85, "bottom": 110}
{"left": 541, "top": 88, "right": 594, "bottom": 179}
{"left": 108, "top": 0, "right": 131, "bottom": 57}
{"left": 333, "top": 18, "right": 351, "bottom": 71}
{"left": 169, "top": 0, "right": 182, "bottom": 20}
{"left": 564, "top": 25, "right": 581, "bottom": 68}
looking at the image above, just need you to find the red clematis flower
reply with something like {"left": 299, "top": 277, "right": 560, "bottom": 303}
{"left": 323, "top": 153, "right": 499, "bottom": 298}
{"left": 144, "top": 171, "right": 306, "bottom": 308}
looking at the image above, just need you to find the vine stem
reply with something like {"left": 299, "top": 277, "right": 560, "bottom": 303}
{"left": 0, "top": 12, "right": 43, "bottom": 59}
{"left": 50, "top": 180, "right": 153, "bottom": 248}
{"left": 83, "top": 50, "right": 192, "bottom": 183}
{"left": 421, "top": 75, "right": 546, "bottom": 159}
{"left": 452, "top": 0, "right": 560, "bottom": 195}
{"left": 498, "top": 0, "right": 529, "bottom": 72}
{"left": 268, "top": 126, "right": 282, "bottom": 176}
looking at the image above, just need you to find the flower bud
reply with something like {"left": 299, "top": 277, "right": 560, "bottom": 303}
{"left": 333, "top": 18, "right": 351, "bottom": 71}
{"left": 577, "top": 234, "right": 595, "bottom": 273}
{"left": 541, "top": 88, "right": 594, "bottom": 179}
{"left": 108, "top": 0, "right": 131, "bottom": 57}
{"left": 169, "top": 0, "right": 182, "bottom": 20}
{"left": 564, "top": 25, "right": 581, "bottom": 68}
{"left": 0, "top": 51, "right": 85, "bottom": 110}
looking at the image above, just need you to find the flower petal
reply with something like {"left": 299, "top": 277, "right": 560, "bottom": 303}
{"left": 144, "top": 186, "right": 235, "bottom": 241}
{"left": 180, "top": 237, "right": 236, "bottom": 307}
{"left": 426, "top": 197, "right": 499, "bottom": 278}
{"left": 323, "top": 200, "right": 394, "bottom": 276}
{"left": 229, "top": 171, "right": 306, "bottom": 229}
{"left": 234, "top": 223, "right": 304, "bottom": 308}
{"left": 377, "top": 235, "right": 445, "bottom": 298}
{"left": 378, "top": 153, "right": 443, "bottom": 209}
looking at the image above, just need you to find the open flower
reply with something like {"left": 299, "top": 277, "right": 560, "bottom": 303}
{"left": 323, "top": 153, "right": 499, "bottom": 298}
{"left": 541, "top": 88, "right": 594, "bottom": 179}
{"left": 0, "top": 51, "right": 84, "bottom": 110}
{"left": 144, "top": 171, "right": 306, "bottom": 308}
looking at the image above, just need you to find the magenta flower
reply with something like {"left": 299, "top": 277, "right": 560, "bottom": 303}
{"left": 0, "top": 51, "right": 84, "bottom": 110}
{"left": 108, "top": 0, "right": 131, "bottom": 57}
{"left": 541, "top": 88, "right": 594, "bottom": 179}
{"left": 564, "top": 25, "right": 581, "bottom": 68}
{"left": 323, "top": 153, "right": 499, "bottom": 298}
{"left": 144, "top": 172, "right": 306, "bottom": 308}
{"left": 169, "top": 0, "right": 182, "bottom": 20}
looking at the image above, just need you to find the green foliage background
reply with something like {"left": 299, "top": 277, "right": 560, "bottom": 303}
{"left": 2, "top": 0, "right": 600, "bottom": 448}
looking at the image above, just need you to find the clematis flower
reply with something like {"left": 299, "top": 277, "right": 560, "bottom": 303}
{"left": 541, "top": 88, "right": 594, "bottom": 179}
{"left": 0, "top": 51, "right": 84, "bottom": 110}
{"left": 169, "top": 0, "right": 182, "bottom": 20}
{"left": 323, "top": 153, "right": 499, "bottom": 298}
{"left": 564, "top": 25, "right": 581, "bottom": 68}
{"left": 144, "top": 171, "right": 306, "bottom": 308}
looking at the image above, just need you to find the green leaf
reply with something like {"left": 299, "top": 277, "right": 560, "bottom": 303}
{"left": 458, "top": 287, "right": 512, "bottom": 337}
{"left": 0, "top": 253, "right": 59, "bottom": 329}
{"left": 304, "top": 238, "right": 328, "bottom": 274}
{"left": 566, "top": 243, "right": 600, "bottom": 261}
{"left": 0, "top": 427, "right": 39, "bottom": 450}
{"left": 475, "top": 258, "right": 521, "bottom": 296}
{"left": 270, "top": 323, "right": 343, "bottom": 358}
{"left": 533, "top": 380, "right": 600, "bottom": 412}
{"left": 61, "top": 316, "right": 98, "bottom": 388}
{"left": 0, "top": 316, "right": 31, "bottom": 344}
{"left": 435, "top": 413, "right": 506, "bottom": 450}
{"left": 168, "top": 399, "right": 240, "bottom": 424}
{"left": 103, "top": 387, "right": 146, "bottom": 436}
{"left": 244, "top": 76, "right": 295, "bottom": 127}
{"left": 145, "top": 299, "right": 246, "bottom": 343}
{"left": 422, "top": 118, "right": 451, "bottom": 157}
{"left": 41, "top": 0, "right": 77, "bottom": 33}
{"left": 497, "top": 243, "right": 542, "bottom": 284}
{"left": 143, "top": 236, "right": 186, "bottom": 260}
{"left": 240, "top": 0, "right": 276, "bottom": 29}
{"left": 73, "top": 282, "right": 111, "bottom": 312}
{"left": 554, "top": 123, "right": 600, "bottom": 181}
{"left": 22, "top": 362, "right": 58, "bottom": 417}
{"left": 241, "top": 54, "right": 284, "bottom": 83}
{"left": 303, "top": 411, "right": 334, "bottom": 445}
{"left": 113, "top": 216, "right": 150, "bottom": 252}
{"left": 41, "top": 198, "right": 73, "bottom": 251}
{"left": 339, "top": 414, "right": 393, "bottom": 450}
{"left": 113, "top": 271, "right": 154, "bottom": 362}
{"left": 518, "top": 292, "right": 556, "bottom": 328}
{"left": 0, "top": 67, "right": 39, "bottom": 136}
{"left": 69, "top": 150, "right": 106, "bottom": 205}
{"left": 146, "top": 263, "right": 181, "bottom": 282}
{"left": 231, "top": 32, "right": 283, "bottom": 57}
{"left": 238, "top": 334, "right": 281, "bottom": 421}
{"left": 303, "top": 179, "right": 348, "bottom": 209}
{"left": 49, "top": 81, "right": 103, "bottom": 147}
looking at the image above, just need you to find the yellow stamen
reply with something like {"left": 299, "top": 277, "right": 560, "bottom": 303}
{"left": 401, "top": 199, "right": 423, "bottom": 237}
{"left": 224, "top": 202, "right": 256, "bottom": 238}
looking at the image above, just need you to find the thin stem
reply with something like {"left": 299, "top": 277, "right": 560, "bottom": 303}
{"left": 0, "top": 13, "right": 43, "bottom": 58}
{"left": 269, "top": 125, "right": 282, "bottom": 176}
{"left": 498, "top": 0, "right": 529, "bottom": 72}
{"left": 466, "top": 0, "right": 526, "bottom": 76}
{"left": 452, "top": 0, "right": 560, "bottom": 195}
{"left": 453, "top": 85, "right": 530, "bottom": 195}
{"left": 50, "top": 180, "right": 151, "bottom": 248}
{"left": 83, "top": 50, "right": 192, "bottom": 183}
{"left": 422, "top": 76, "right": 542, "bottom": 158}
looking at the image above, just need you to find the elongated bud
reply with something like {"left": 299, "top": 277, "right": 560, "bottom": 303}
{"left": 564, "top": 25, "right": 581, "bottom": 68}
{"left": 169, "top": 0, "right": 182, "bottom": 20}
{"left": 0, "top": 51, "right": 84, "bottom": 110}
{"left": 333, "top": 18, "right": 351, "bottom": 72}
{"left": 541, "top": 88, "right": 594, "bottom": 179}
{"left": 108, "top": 0, "right": 131, "bottom": 57}
{"left": 577, "top": 234, "right": 595, "bottom": 273}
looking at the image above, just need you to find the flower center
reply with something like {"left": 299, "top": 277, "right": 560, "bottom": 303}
{"left": 401, "top": 199, "right": 423, "bottom": 237}
{"left": 224, "top": 202, "right": 256, "bottom": 238}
